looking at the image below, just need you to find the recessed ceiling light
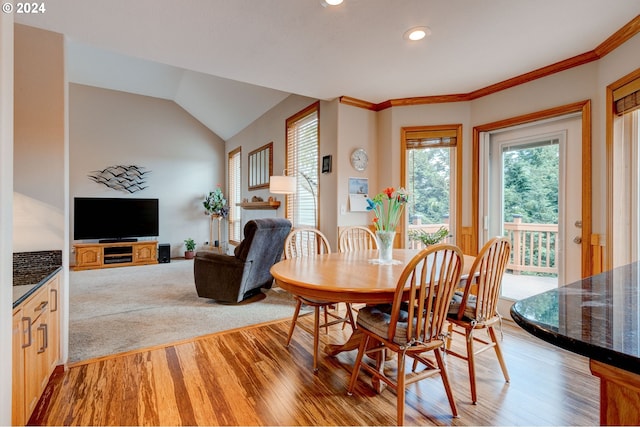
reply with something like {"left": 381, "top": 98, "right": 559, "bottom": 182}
{"left": 404, "top": 26, "right": 431, "bottom": 41}
{"left": 321, "top": 0, "right": 343, "bottom": 7}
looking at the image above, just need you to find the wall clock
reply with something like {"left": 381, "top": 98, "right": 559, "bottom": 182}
{"left": 350, "top": 148, "right": 368, "bottom": 171}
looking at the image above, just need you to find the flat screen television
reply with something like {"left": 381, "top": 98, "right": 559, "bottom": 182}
{"left": 74, "top": 197, "right": 159, "bottom": 241}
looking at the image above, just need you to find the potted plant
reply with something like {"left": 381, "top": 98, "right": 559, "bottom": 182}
{"left": 408, "top": 226, "right": 450, "bottom": 247}
{"left": 203, "top": 185, "right": 229, "bottom": 218}
{"left": 184, "top": 238, "right": 196, "bottom": 259}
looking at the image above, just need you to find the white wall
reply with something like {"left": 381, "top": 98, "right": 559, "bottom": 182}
{"left": 13, "top": 24, "right": 65, "bottom": 252}
{"left": 336, "top": 103, "right": 377, "bottom": 230}
{"left": 69, "top": 84, "right": 226, "bottom": 258}
{"left": 0, "top": 11, "right": 13, "bottom": 427}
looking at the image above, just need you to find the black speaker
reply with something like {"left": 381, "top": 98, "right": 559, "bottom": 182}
{"left": 158, "top": 243, "right": 170, "bottom": 263}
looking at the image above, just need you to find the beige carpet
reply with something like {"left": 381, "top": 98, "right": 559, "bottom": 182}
{"left": 69, "top": 259, "right": 301, "bottom": 363}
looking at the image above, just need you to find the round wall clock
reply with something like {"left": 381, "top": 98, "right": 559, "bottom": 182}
{"left": 350, "top": 148, "right": 368, "bottom": 171}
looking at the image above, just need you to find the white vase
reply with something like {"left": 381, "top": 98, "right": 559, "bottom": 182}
{"left": 376, "top": 230, "right": 395, "bottom": 263}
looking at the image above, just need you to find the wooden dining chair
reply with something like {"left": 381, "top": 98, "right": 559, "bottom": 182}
{"left": 347, "top": 244, "right": 463, "bottom": 425}
{"left": 445, "top": 236, "right": 511, "bottom": 404}
{"left": 283, "top": 227, "right": 356, "bottom": 372}
{"left": 338, "top": 226, "right": 378, "bottom": 252}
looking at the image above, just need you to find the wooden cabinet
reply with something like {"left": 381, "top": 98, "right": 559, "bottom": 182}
{"left": 12, "top": 310, "right": 25, "bottom": 427}
{"left": 75, "top": 246, "right": 102, "bottom": 269}
{"left": 12, "top": 272, "right": 61, "bottom": 426}
{"left": 133, "top": 243, "right": 156, "bottom": 264}
{"left": 74, "top": 241, "right": 158, "bottom": 270}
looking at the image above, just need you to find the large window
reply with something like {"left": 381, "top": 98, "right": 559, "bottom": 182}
{"left": 228, "top": 147, "right": 241, "bottom": 244}
{"left": 286, "top": 102, "right": 319, "bottom": 228}
{"left": 402, "top": 125, "right": 461, "bottom": 249}
{"left": 609, "top": 71, "right": 640, "bottom": 268}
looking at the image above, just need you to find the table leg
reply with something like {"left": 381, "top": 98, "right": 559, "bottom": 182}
{"left": 324, "top": 329, "right": 364, "bottom": 356}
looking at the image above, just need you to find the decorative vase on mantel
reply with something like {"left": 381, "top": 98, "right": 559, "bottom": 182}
{"left": 375, "top": 230, "right": 396, "bottom": 263}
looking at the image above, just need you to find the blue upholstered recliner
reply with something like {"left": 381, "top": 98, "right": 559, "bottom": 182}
{"left": 193, "top": 218, "right": 292, "bottom": 303}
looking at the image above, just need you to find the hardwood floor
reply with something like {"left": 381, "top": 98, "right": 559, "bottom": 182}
{"left": 30, "top": 313, "right": 599, "bottom": 426}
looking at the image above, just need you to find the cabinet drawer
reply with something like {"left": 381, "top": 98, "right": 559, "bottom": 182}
{"left": 21, "top": 285, "right": 49, "bottom": 324}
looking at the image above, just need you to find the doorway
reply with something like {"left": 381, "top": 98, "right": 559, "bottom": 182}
{"left": 481, "top": 113, "right": 583, "bottom": 301}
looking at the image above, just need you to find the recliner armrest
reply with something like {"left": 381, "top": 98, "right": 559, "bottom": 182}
{"left": 194, "top": 250, "right": 241, "bottom": 267}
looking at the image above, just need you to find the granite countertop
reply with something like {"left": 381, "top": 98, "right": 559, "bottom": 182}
{"left": 13, "top": 250, "right": 63, "bottom": 309}
{"left": 13, "top": 266, "right": 62, "bottom": 308}
{"left": 511, "top": 261, "right": 640, "bottom": 376}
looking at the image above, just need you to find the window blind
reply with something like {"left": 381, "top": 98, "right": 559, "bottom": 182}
{"left": 405, "top": 129, "right": 457, "bottom": 149}
{"left": 614, "top": 77, "right": 640, "bottom": 115}
{"left": 286, "top": 104, "right": 319, "bottom": 228}
{"left": 228, "top": 148, "right": 241, "bottom": 244}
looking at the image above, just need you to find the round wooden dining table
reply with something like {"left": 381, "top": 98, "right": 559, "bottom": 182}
{"left": 270, "top": 249, "right": 474, "bottom": 356}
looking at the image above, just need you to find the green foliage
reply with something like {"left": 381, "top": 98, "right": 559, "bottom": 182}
{"left": 184, "top": 238, "right": 196, "bottom": 251}
{"left": 407, "top": 148, "right": 451, "bottom": 224}
{"left": 203, "top": 186, "right": 228, "bottom": 217}
{"left": 503, "top": 144, "right": 558, "bottom": 223}
{"left": 409, "top": 226, "right": 449, "bottom": 245}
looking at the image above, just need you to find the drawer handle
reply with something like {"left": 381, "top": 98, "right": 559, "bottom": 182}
{"left": 50, "top": 288, "right": 58, "bottom": 312}
{"left": 37, "top": 323, "right": 48, "bottom": 354}
{"left": 35, "top": 300, "right": 48, "bottom": 312}
{"left": 22, "top": 317, "right": 32, "bottom": 348}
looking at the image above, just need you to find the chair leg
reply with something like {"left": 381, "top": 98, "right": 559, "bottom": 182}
{"left": 435, "top": 348, "right": 459, "bottom": 418}
{"left": 488, "top": 326, "right": 510, "bottom": 383}
{"left": 347, "top": 334, "right": 370, "bottom": 395}
{"left": 323, "top": 306, "right": 329, "bottom": 334}
{"left": 286, "top": 299, "right": 303, "bottom": 347}
{"left": 313, "top": 306, "right": 321, "bottom": 373}
{"left": 345, "top": 303, "right": 356, "bottom": 330}
{"left": 445, "top": 322, "right": 454, "bottom": 350}
{"left": 397, "top": 352, "right": 406, "bottom": 426}
{"left": 465, "top": 328, "right": 478, "bottom": 404}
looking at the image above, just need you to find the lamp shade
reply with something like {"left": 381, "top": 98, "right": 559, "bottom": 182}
{"left": 269, "top": 175, "right": 297, "bottom": 194}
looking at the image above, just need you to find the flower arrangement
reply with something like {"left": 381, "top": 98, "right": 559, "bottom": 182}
{"left": 366, "top": 187, "right": 409, "bottom": 231}
{"left": 203, "top": 185, "right": 228, "bottom": 218}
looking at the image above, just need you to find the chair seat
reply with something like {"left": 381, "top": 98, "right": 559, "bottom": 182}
{"left": 447, "top": 290, "right": 477, "bottom": 321}
{"left": 357, "top": 305, "right": 415, "bottom": 345}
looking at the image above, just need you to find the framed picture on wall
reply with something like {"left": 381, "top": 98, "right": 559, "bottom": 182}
{"left": 248, "top": 142, "right": 273, "bottom": 190}
{"left": 322, "top": 155, "right": 332, "bottom": 174}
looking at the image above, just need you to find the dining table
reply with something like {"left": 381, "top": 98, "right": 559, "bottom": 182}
{"left": 270, "top": 248, "right": 475, "bottom": 356}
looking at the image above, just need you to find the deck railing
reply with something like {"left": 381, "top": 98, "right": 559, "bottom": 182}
{"left": 407, "top": 216, "right": 558, "bottom": 275}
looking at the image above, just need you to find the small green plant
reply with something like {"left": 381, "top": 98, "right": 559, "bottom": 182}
{"left": 409, "top": 226, "right": 449, "bottom": 246}
{"left": 184, "top": 238, "right": 196, "bottom": 251}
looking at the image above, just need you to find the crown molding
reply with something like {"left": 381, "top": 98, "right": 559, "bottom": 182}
{"left": 339, "top": 15, "right": 640, "bottom": 111}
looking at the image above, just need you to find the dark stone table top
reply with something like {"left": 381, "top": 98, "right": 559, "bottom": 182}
{"left": 511, "top": 262, "right": 640, "bottom": 376}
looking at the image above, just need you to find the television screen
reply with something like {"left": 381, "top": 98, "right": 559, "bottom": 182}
{"left": 74, "top": 197, "right": 159, "bottom": 241}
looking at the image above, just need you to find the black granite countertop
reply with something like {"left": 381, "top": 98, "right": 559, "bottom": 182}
{"left": 13, "top": 250, "right": 62, "bottom": 308}
{"left": 511, "top": 261, "right": 640, "bottom": 376}
{"left": 13, "top": 266, "right": 62, "bottom": 308}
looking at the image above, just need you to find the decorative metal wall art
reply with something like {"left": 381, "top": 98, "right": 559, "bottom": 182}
{"left": 88, "top": 165, "right": 150, "bottom": 193}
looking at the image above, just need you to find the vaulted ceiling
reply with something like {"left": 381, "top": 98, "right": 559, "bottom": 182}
{"left": 15, "top": 0, "right": 640, "bottom": 140}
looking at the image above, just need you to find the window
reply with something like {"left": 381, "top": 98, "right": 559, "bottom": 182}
{"left": 228, "top": 147, "right": 241, "bottom": 244}
{"left": 402, "top": 125, "right": 461, "bottom": 249}
{"left": 286, "top": 102, "right": 319, "bottom": 228}
{"left": 609, "top": 71, "right": 640, "bottom": 268}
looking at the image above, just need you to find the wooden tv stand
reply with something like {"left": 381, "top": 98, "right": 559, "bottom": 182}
{"left": 74, "top": 240, "right": 158, "bottom": 271}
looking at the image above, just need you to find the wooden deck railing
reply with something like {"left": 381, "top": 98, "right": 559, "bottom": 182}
{"left": 407, "top": 216, "right": 558, "bottom": 275}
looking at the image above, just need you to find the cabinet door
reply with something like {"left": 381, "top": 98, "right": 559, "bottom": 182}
{"left": 47, "top": 276, "right": 60, "bottom": 372}
{"left": 134, "top": 243, "right": 156, "bottom": 263}
{"left": 21, "top": 286, "right": 51, "bottom": 419}
{"left": 76, "top": 246, "right": 102, "bottom": 268}
{"left": 12, "top": 309, "right": 25, "bottom": 427}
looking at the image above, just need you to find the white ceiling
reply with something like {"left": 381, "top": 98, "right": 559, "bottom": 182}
{"left": 15, "top": 0, "right": 640, "bottom": 140}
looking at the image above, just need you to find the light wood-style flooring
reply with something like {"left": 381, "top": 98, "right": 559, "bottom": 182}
{"left": 30, "top": 312, "right": 600, "bottom": 426}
